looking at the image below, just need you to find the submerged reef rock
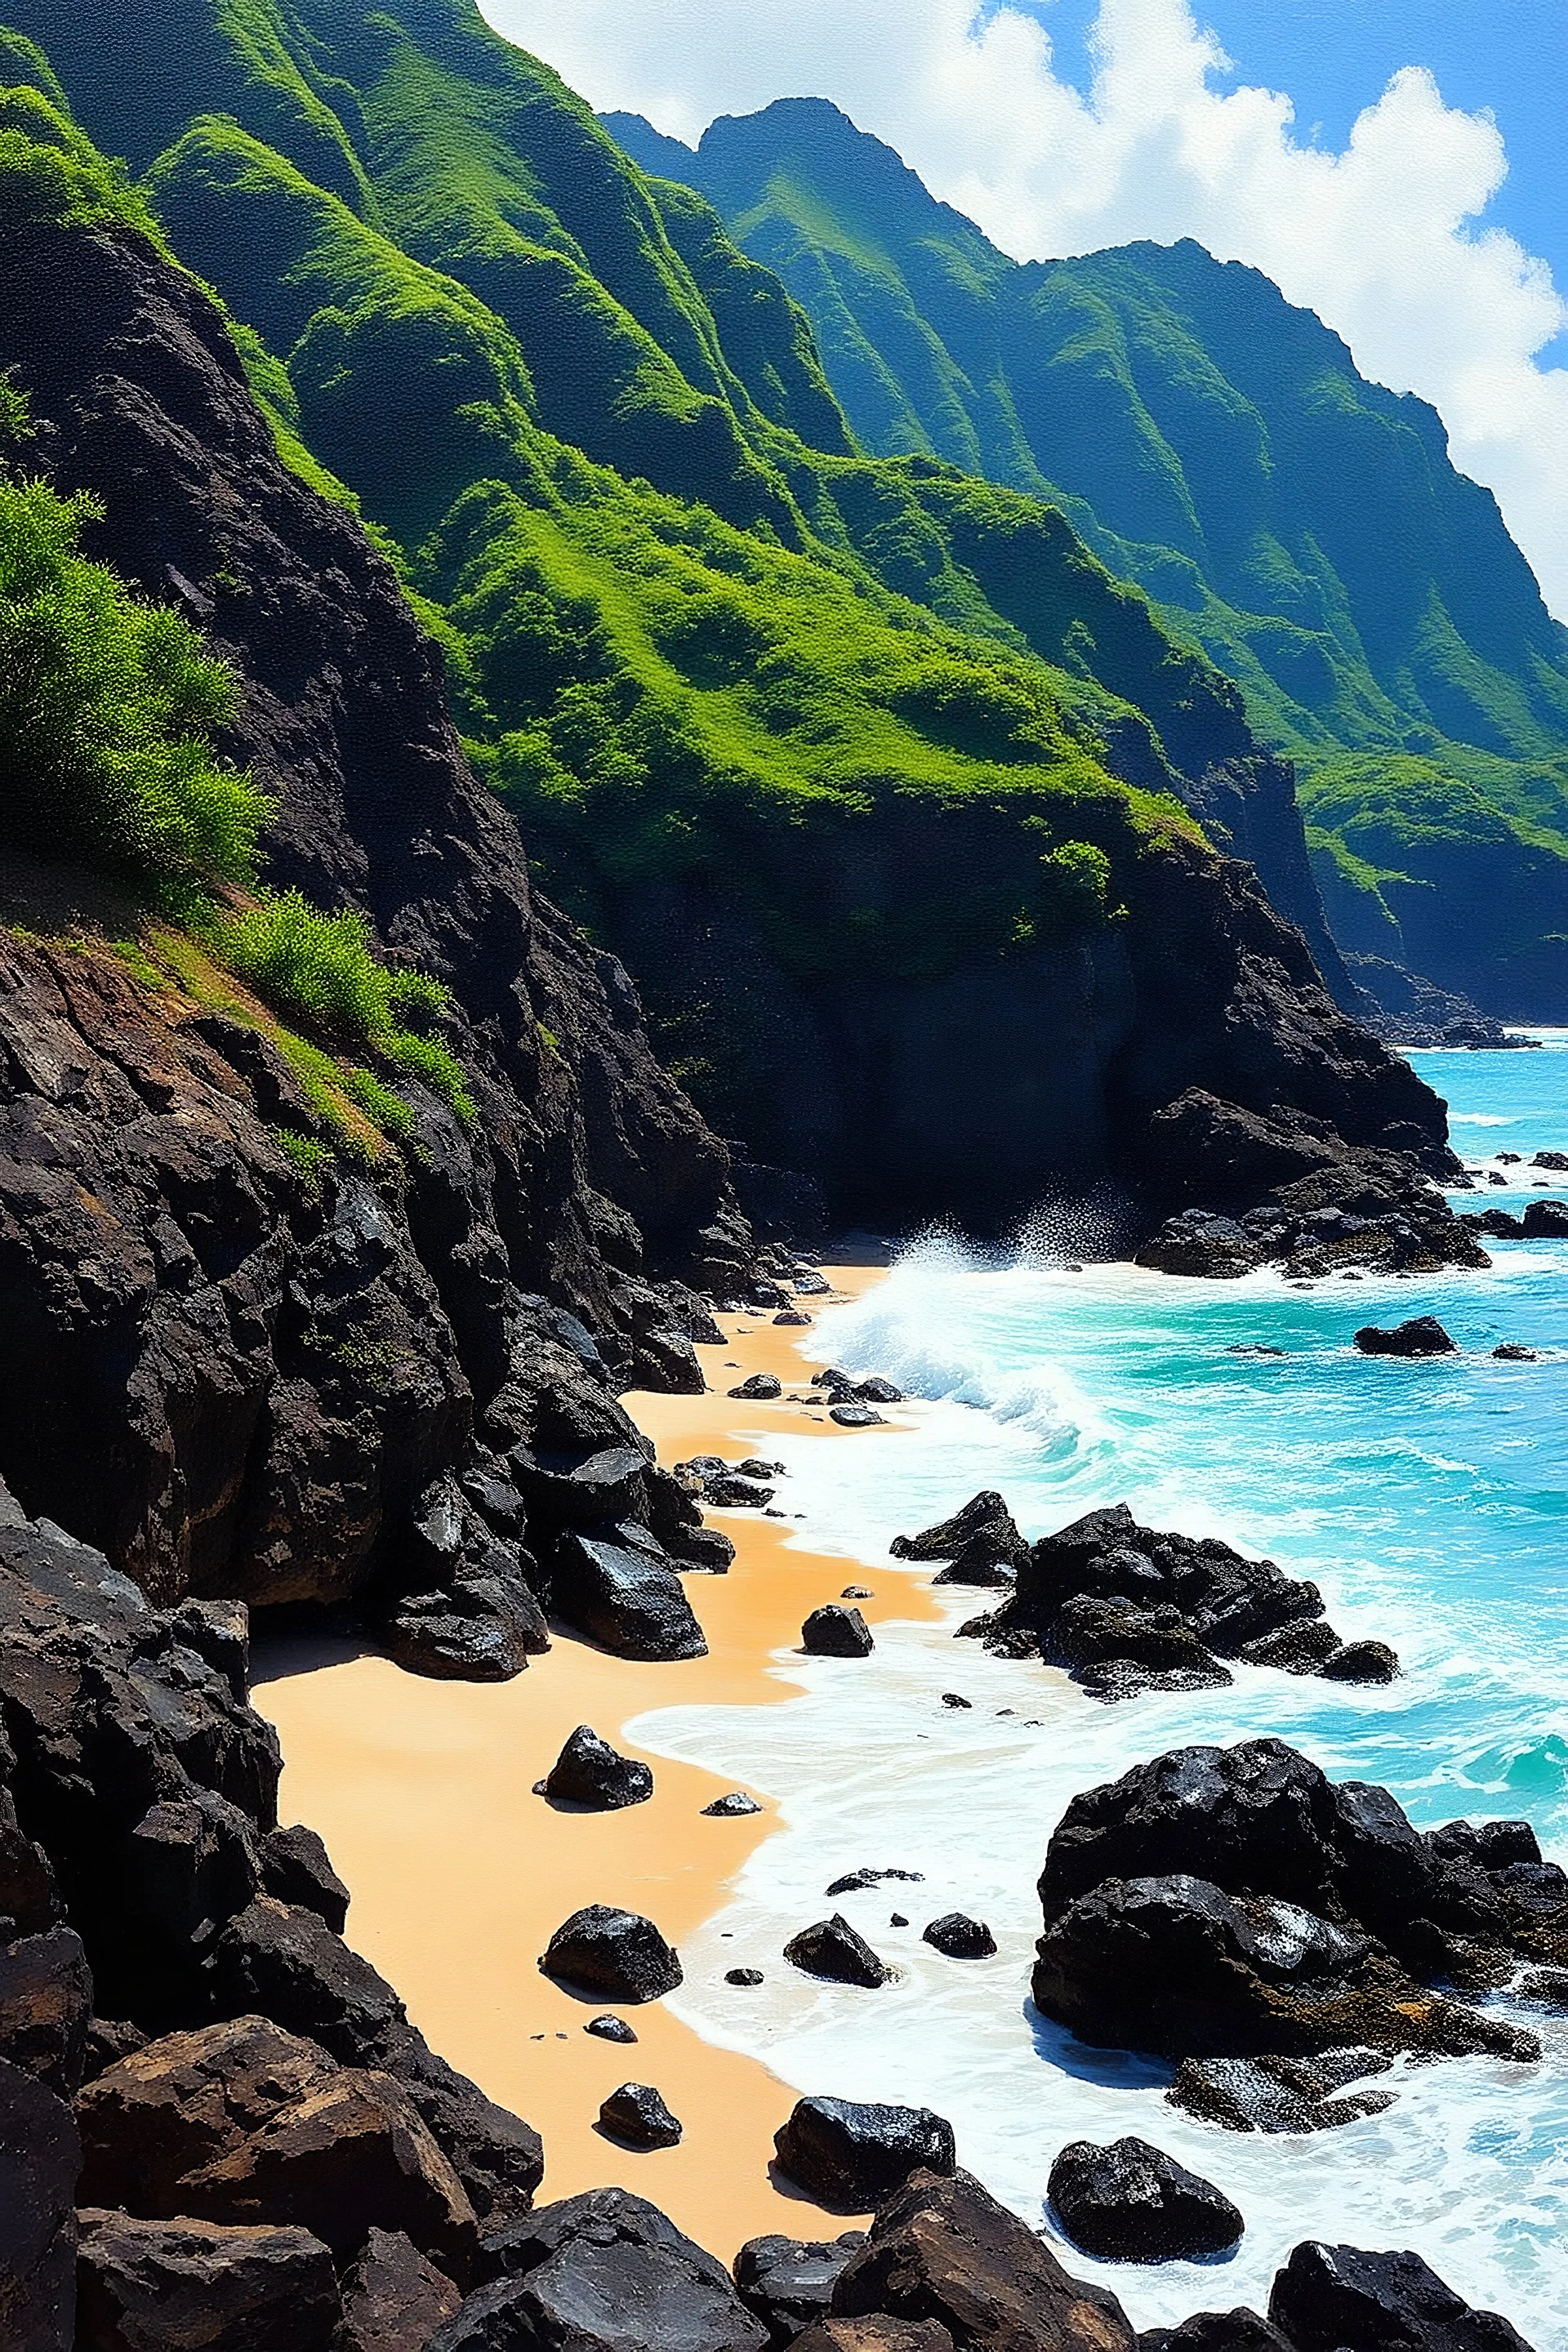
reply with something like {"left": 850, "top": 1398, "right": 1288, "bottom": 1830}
{"left": 1031, "top": 1738, "right": 1559, "bottom": 2100}
{"left": 947, "top": 1500, "right": 1397, "bottom": 1699}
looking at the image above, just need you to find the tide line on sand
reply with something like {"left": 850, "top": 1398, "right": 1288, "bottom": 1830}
{"left": 253, "top": 1263, "right": 947, "bottom": 2256}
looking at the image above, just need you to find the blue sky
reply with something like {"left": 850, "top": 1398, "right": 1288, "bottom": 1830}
{"left": 1026, "top": 0, "right": 1567, "bottom": 359}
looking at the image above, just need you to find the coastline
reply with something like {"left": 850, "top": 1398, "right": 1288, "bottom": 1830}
{"left": 254, "top": 1260, "right": 941, "bottom": 2257}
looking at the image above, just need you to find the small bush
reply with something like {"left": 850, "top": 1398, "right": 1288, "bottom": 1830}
{"left": 0, "top": 474, "right": 271, "bottom": 889}
{"left": 210, "top": 888, "right": 473, "bottom": 1124}
{"left": 1037, "top": 839, "right": 1112, "bottom": 928}
{"left": 274, "top": 1129, "right": 333, "bottom": 1191}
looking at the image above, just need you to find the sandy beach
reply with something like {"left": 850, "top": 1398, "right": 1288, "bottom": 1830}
{"left": 254, "top": 1262, "right": 941, "bottom": 2257}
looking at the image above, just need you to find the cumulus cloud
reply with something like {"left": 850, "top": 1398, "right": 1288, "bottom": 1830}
{"left": 479, "top": 0, "right": 1568, "bottom": 618}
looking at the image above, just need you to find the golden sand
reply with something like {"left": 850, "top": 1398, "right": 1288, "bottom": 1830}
{"left": 255, "top": 1264, "right": 938, "bottom": 2256}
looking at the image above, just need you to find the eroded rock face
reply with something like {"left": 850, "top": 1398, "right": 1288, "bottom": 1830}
{"left": 339, "top": 2228, "right": 462, "bottom": 2352}
{"left": 75, "top": 2207, "right": 341, "bottom": 2352}
{"left": 1031, "top": 1740, "right": 1561, "bottom": 2090}
{"left": 733, "top": 2231, "right": 868, "bottom": 2345}
{"left": 831, "top": 2167, "right": 1135, "bottom": 2350}
{"left": 773, "top": 2100, "right": 956, "bottom": 2214}
{"left": 0, "top": 216, "right": 754, "bottom": 1624}
{"left": 76, "top": 2014, "right": 479, "bottom": 2278}
{"left": 0, "top": 2052, "right": 79, "bottom": 2352}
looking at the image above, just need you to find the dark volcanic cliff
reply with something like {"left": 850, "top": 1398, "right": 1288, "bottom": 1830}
{"left": 0, "top": 214, "right": 757, "bottom": 1615}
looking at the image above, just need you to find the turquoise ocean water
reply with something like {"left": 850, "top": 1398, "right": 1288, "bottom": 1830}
{"left": 632, "top": 1036, "right": 1568, "bottom": 2341}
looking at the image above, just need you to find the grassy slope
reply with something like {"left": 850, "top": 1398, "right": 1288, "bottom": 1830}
{"left": 3, "top": 0, "right": 1294, "bottom": 1125}
{"left": 618, "top": 98, "right": 1568, "bottom": 1009}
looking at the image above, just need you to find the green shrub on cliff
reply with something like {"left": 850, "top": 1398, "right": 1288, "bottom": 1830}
{"left": 0, "top": 470, "right": 271, "bottom": 888}
{"left": 211, "top": 889, "right": 475, "bottom": 1123}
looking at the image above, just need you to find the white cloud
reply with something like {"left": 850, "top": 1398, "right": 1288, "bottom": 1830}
{"left": 479, "top": 0, "right": 1568, "bottom": 619}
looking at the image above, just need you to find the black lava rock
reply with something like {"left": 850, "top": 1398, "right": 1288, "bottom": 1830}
{"left": 853, "top": 1379, "right": 904, "bottom": 1404}
{"left": 1268, "top": 2239, "right": 1536, "bottom": 2352}
{"left": 1521, "top": 1198, "right": 1568, "bottom": 1237}
{"left": 540, "top": 1907, "right": 682, "bottom": 2003}
{"left": 728, "top": 1374, "right": 782, "bottom": 1401}
{"left": 1047, "top": 2136, "right": 1245, "bottom": 2261}
{"left": 801, "top": 1606, "right": 873, "bottom": 1658}
{"left": 1353, "top": 1317, "right": 1457, "bottom": 1356}
{"left": 922, "top": 1913, "right": 996, "bottom": 1960}
{"left": 732, "top": 2231, "right": 866, "bottom": 2344}
{"left": 542, "top": 1726, "right": 653, "bottom": 1811}
{"left": 1493, "top": 1343, "right": 1538, "bottom": 1361}
{"left": 940, "top": 1693, "right": 973, "bottom": 1708}
{"left": 783, "top": 1916, "right": 891, "bottom": 1988}
{"left": 598, "top": 2082, "right": 682, "bottom": 2150}
{"left": 829, "top": 1405, "right": 884, "bottom": 1428}
{"left": 1319, "top": 1641, "right": 1401, "bottom": 1684}
{"left": 584, "top": 2016, "right": 638, "bottom": 2044}
{"left": 703, "top": 1793, "right": 762, "bottom": 1817}
{"left": 890, "top": 1492, "right": 1025, "bottom": 1563}
{"left": 725, "top": 1969, "right": 764, "bottom": 1988}
{"left": 772, "top": 2095, "right": 956, "bottom": 2212}
{"left": 551, "top": 1533, "right": 708, "bottom": 1662}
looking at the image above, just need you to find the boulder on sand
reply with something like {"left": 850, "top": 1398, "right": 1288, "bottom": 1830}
{"left": 733, "top": 2230, "right": 866, "bottom": 2344}
{"left": 541, "top": 1726, "right": 653, "bottom": 1811}
{"left": 75, "top": 2208, "right": 341, "bottom": 2352}
{"left": 729, "top": 1374, "right": 783, "bottom": 1401}
{"left": 540, "top": 1906, "right": 682, "bottom": 2003}
{"left": 802, "top": 1606, "right": 874, "bottom": 1658}
{"left": 773, "top": 2097, "right": 956, "bottom": 2212}
{"left": 1352, "top": 1317, "right": 1457, "bottom": 1357}
{"left": 598, "top": 2082, "right": 683, "bottom": 2149}
{"left": 831, "top": 2167, "right": 1134, "bottom": 2347}
{"left": 1046, "top": 2136, "right": 1244, "bottom": 2261}
{"left": 1267, "top": 2240, "right": 1538, "bottom": 2352}
{"left": 431, "top": 2186, "right": 768, "bottom": 2352}
{"left": 784, "top": 1918, "right": 892, "bottom": 1989}
{"left": 552, "top": 1532, "right": 708, "bottom": 1661}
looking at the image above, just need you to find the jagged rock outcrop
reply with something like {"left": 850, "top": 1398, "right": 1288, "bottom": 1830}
{"left": 942, "top": 1500, "right": 1397, "bottom": 1699}
{"left": 0, "top": 212, "right": 755, "bottom": 1626}
{"left": 1031, "top": 1739, "right": 1561, "bottom": 2097}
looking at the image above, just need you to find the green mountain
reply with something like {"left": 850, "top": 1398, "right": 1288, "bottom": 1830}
{"left": 605, "top": 98, "right": 1568, "bottom": 1016}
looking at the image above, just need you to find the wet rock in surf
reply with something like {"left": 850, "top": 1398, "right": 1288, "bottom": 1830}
{"left": 773, "top": 2097, "right": 955, "bottom": 2212}
{"left": 541, "top": 1726, "right": 653, "bottom": 1811}
{"left": 1139, "top": 2314, "right": 1291, "bottom": 2352}
{"left": 1167, "top": 2052, "right": 1395, "bottom": 2135}
{"left": 76, "top": 2209, "right": 342, "bottom": 2352}
{"left": 1031, "top": 1739, "right": 1557, "bottom": 2077}
{"left": 704, "top": 1793, "right": 762, "bottom": 1817}
{"left": 956, "top": 1502, "right": 1396, "bottom": 1698}
{"left": 733, "top": 2230, "right": 866, "bottom": 2344}
{"left": 830, "top": 1405, "right": 885, "bottom": 1428}
{"left": 726, "top": 1969, "right": 764, "bottom": 1988}
{"left": 551, "top": 1533, "right": 707, "bottom": 1661}
{"left": 441, "top": 2186, "right": 768, "bottom": 2352}
{"left": 1521, "top": 1198, "right": 1568, "bottom": 1237}
{"left": 1047, "top": 2136, "right": 1244, "bottom": 2261}
{"left": 540, "top": 1907, "right": 682, "bottom": 2003}
{"left": 853, "top": 1379, "right": 904, "bottom": 1405}
{"left": 921, "top": 1914, "right": 996, "bottom": 1960}
{"left": 1492, "top": 1341, "right": 1537, "bottom": 1359}
{"left": 931, "top": 1539, "right": 1016, "bottom": 1587}
{"left": 598, "top": 2082, "right": 683, "bottom": 2149}
{"left": 802, "top": 1606, "right": 874, "bottom": 1658}
{"left": 784, "top": 1917, "right": 892, "bottom": 1988}
{"left": 831, "top": 2167, "right": 1134, "bottom": 2345}
{"left": 1353, "top": 1317, "right": 1456, "bottom": 1356}
{"left": 1268, "top": 2239, "right": 1538, "bottom": 2352}
{"left": 890, "top": 1493, "right": 1026, "bottom": 1566}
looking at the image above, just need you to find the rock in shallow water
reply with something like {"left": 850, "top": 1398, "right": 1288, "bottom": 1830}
{"left": 541, "top": 1725, "right": 653, "bottom": 1811}
{"left": 921, "top": 1913, "right": 996, "bottom": 1960}
{"left": 785, "top": 1915, "right": 893, "bottom": 1988}
{"left": 1267, "top": 2239, "right": 1538, "bottom": 2352}
{"left": 540, "top": 1907, "right": 682, "bottom": 2003}
{"left": 704, "top": 1792, "right": 763, "bottom": 1817}
{"left": 802, "top": 1606, "right": 874, "bottom": 1658}
{"left": 1352, "top": 1316, "right": 1457, "bottom": 1357}
{"left": 1047, "top": 2136, "right": 1244, "bottom": 2261}
{"left": 772, "top": 2096, "right": 956, "bottom": 2211}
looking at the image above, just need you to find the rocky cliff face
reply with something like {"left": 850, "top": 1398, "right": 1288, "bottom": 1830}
{"left": 0, "top": 215, "right": 758, "bottom": 1618}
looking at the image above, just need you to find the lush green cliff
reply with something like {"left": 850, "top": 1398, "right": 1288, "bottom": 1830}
{"left": 607, "top": 97, "right": 1568, "bottom": 1014}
